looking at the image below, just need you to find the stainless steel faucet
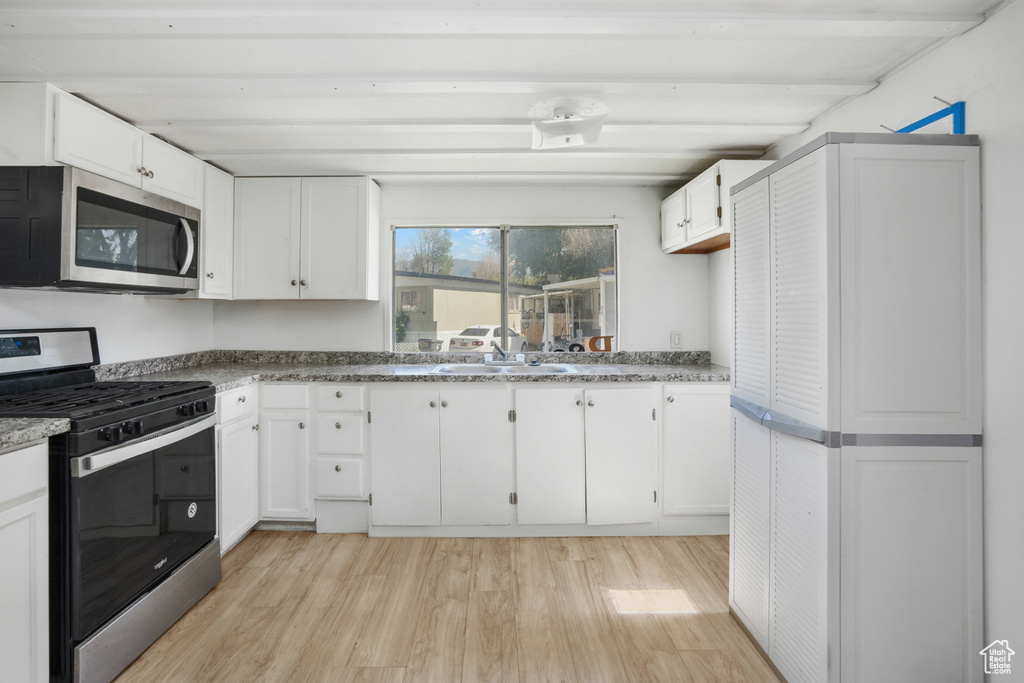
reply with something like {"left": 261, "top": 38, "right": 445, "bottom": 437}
{"left": 491, "top": 341, "right": 508, "bottom": 360}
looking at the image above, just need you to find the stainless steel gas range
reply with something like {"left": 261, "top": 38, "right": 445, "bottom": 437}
{"left": 0, "top": 328, "right": 221, "bottom": 683}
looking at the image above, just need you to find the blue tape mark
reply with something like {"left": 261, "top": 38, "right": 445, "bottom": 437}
{"left": 895, "top": 101, "right": 965, "bottom": 134}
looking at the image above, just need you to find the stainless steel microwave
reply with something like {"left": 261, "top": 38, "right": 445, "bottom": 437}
{"left": 0, "top": 166, "right": 200, "bottom": 294}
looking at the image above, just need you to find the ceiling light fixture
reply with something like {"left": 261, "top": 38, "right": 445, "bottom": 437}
{"left": 529, "top": 98, "right": 608, "bottom": 150}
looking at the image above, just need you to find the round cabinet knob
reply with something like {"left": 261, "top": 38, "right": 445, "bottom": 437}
{"left": 667, "top": 396, "right": 675, "bottom": 403}
{"left": 429, "top": 401, "right": 436, "bottom": 408}
{"left": 147, "top": 170, "right": 154, "bottom": 178}
{"left": 252, "top": 424, "right": 259, "bottom": 431}
{"left": 335, "top": 422, "right": 342, "bottom": 429}
{"left": 300, "top": 279, "right": 308, "bottom": 287}
{"left": 576, "top": 399, "right": 583, "bottom": 407}
{"left": 334, "top": 465, "right": 341, "bottom": 472}
{"left": 291, "top": 280, "right": 298, "bottom": 286}
{"left": 677, "top": 222, "right": 684, "bottom": 228}
{"left": 207, "top": 272, "right": 215, "bottom": 279}
{"left": 298, "top": 422, "right": 305, "bottom": 429}
{"left": 336, "top": 391, "right": 342, "bottom": 398}
{"left": 588, "top": 400, "right": 595, "bottom": 407}
{"left": 238, "top": 395, "right": 246, "bottom": 403}
{"left": 441, "top": 400, "right": 448, "bottom": 408}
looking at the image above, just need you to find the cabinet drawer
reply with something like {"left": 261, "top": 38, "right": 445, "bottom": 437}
{"left": 316, "top": 385, "right": 365, "bottom": 411}
{"left": 261, "top": 383, "right": 310, "bottom": 410}
{"left": 0, "top": 442, "right": 47, "bottom": 507}
{"left": 217, "top": 385, "right": 258, "bottom": 424}
{"left": 316, "top": 414, "right": 365, "bottom": 453}
{"left": 315, "top": 457, "right": 365, "bottom": 498}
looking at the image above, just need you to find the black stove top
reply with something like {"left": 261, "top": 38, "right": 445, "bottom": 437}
{"left": 0, "top": 380, "right": 213, "bottom": 421}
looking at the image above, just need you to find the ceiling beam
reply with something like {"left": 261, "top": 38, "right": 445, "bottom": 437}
{"left": 135, "top": 119, "right": 809, "bottom": 135}
{"left": 199, "top": 148, "right": 767, "bottom": 160}
{"left": 12, "top": 75, "right": 877, "bottom": 98}
{"left": 0, "top": 6, "right": 984, "bottom": 38}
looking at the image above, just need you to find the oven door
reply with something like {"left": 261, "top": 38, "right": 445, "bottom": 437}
{"left": 68, "top": 415, "right": 216, "bottom": 641}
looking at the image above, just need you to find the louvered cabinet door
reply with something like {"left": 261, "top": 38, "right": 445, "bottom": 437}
{"left": 729, "top": 409, "right": 772, "bottom": 649}
{"left": 769, "top": 431, "right": 838, "bottom": 683}
{"left": 769, "top": 146, "right": 839, "bottom": 430}
{"left": 731, "top": 177, "right": 771, "bottom": 409}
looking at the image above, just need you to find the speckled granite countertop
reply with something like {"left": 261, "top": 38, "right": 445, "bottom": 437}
{"left": 1, "top": 351, "right": 729, "bottom": 449}
{"left": 0, "top": 417, "right": 71, "bottom": 452}
{"left": 119, "top": 360, "right": 731, "bottom": 393}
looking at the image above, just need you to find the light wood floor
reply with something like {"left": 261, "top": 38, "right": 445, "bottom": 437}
{"left": 116, "top": 532, "right": 780, "bottom": 683}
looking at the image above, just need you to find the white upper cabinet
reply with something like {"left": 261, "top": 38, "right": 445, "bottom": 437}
{"left": 53, "top": 91, "right": 204, "bottom": 208}
{"left": 199, "top": 164, "right": 235, "bottom": 299}
{"left": 234, "top": 176, "right": 381, "bottom": 300}
{"left": 661, "top": 159, "right": 772, "bottom": 254}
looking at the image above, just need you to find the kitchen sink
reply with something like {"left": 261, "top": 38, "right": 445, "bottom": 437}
{"left": 430, "top": 363, "right": 577, "bottom": 375}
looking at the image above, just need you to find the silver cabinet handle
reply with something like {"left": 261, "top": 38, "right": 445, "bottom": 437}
{"left": 429, "top": 401, "right": 436, "bottom": 408}
{"left": 441, "top": 400, "right": 448, "bottom": 408}
{"left": 138, "top": 167, "right": 154, "bottom": 178}
{"left": 588, "top": 400, "right": 595, "bottom": 407}
{"left": 336, "top": 391, "right": 342, "bottom": 398}
{"left": 335, "top": 465, "right": 341, "bottom": 472}
{"left": 676, "top": 222, "right": 684, "bottom": 228}
{"left": 667, "top": 396, "right": 675, "bottom": 403}
{"left": 238, "top": 395, "right": 246, "bottom": 403}
{"left": 207, "top": 272, "right": 215, "bottom": 279}
{"left": 291, "top": 280, "right": 298, "bottom": 286}
{"left": 298, "top": 422, "right": 305, "bottom": 429}
{"left": 300, "top": 279, "right": 308, "bottom": 287}
{"left": 335, "top": 422, "right": 341, "bottom": 429}
{"left": 252, "top": 424, "right": 259, "bottom": 431}
{"left": 576, "top": 399, "right": 583, "bottom": 406}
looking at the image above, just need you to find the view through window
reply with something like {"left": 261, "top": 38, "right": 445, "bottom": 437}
{"left": 394, "top": 225, "right": 617, "bottom": 353}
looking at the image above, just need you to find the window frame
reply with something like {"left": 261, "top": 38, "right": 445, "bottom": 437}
{"left": 390, "top": 222, "right": 619, "bottom": 353}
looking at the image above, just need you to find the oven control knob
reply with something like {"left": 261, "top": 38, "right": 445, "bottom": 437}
{"left": 196, "top": 400, "right": 210, "bottom": 413}
{"left": 121, "top": 420, "right": 143, "bottom": 436}
{"left": 177, "top": 404, "right": 196, "bottom": 417}
{"left": 100, "top": 425, "right": 125, "bottom": 442}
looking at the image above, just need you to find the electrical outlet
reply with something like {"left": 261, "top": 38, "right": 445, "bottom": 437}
{"left": 670, "top": 331, "right": 682, "bottom": 349}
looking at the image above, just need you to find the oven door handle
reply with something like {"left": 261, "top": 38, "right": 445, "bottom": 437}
{"left": 71, "top": 414, "right": 216, "bottom": 478}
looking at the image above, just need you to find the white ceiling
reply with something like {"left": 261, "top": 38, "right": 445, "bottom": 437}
{"left": 0, "top": 1, "right": 1006, "bottom": 185}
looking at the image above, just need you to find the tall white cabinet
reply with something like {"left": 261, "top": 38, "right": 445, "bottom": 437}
{"left": 729, "top": 133, "right": 982, "bottom": 683}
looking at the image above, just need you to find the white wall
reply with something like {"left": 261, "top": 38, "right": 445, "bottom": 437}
{"left": 0, "top": 289, "right": 214, "bottom": 362}
{"left": 769, "top": 0, "right": 1024, "bottom": 652}
{"left": 708, "top": 249, "right": 733, "bottom": 367}
{"left": 214, "top": 184, "right": 710, "bottom": 353}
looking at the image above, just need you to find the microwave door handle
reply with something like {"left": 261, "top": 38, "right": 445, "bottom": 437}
{"left": 177, "top": 217, "right": 196, "bottom": 275}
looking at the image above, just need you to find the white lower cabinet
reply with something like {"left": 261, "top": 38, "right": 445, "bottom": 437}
{"left": 368, "top": 386, "right": 513, "bottom": 526}
{"left": 661, "top": 383, "right": 731, "bottom": 515}
{"left": 314, "top": 384, "right": 368, "bottom": 500}
{"left": 216, "top": 384, "right": 259, "bottom": 554}
{"left": 514, "top": 386, "right": 657, "bottom": 526}
{"left": 258, "top": 384, "right": 312, "bottom": 520}
{"left": 0, "top": 442, "right": 48, "bottom": 683}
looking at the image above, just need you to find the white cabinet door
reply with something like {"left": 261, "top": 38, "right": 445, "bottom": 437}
{"left": 368, "top": 388, "right": 441, "bottom": 526}
{"left": 301, "top": 177, "right": 378, "bottom": 300}
{"left": 514, "top": 387, "right": 587, "bottom": 525}
{"left": 199, "top": 165, "right": 234, "bottom": 299}
{"left": 140, "top": 136, "right": 204, "bottom": 208}
{"left": 54, "top": 92, "right": 142, "bottom": 188}
{"left": 769, "top": 146, "right": 835, "bottom": 430}
{"left": 729, "top": 409, "right": 771, "bottom": 649}
{"left": 218, "top": 418, "right": 259, "bottom": 553}
{"left": 0, "top": 496, "right": 48, "bottom": 683}
{"left": 439, "top": 388, "right": 513, "bottom": 526}
{"left": 731, "top": 177, "right": 771, "bottom": 410}
{"left": 662, "top": 384, "right": 731, "bottom": 515}
{"left": 769, "top": 431, "right": 835, "bottom": 683}
{"left": 840, "top": 446, "right": 982, "bottom": 683}
{"left": 233, "top": 177, "right": 302, "bottom": 299}
{"left": 258, "top": 411, "right": 311, "bottom": 519}
{"left": 583, "top": 387, "right": 657, "bottom": 526}
{"left": 660, "top": 187, "right": 687, "bottom": 253}
{"left": 685, "top": 163, "right": 721, "bottom": 241}
{"left": 0, "top": 442, "right": 48, "bottom": 683}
